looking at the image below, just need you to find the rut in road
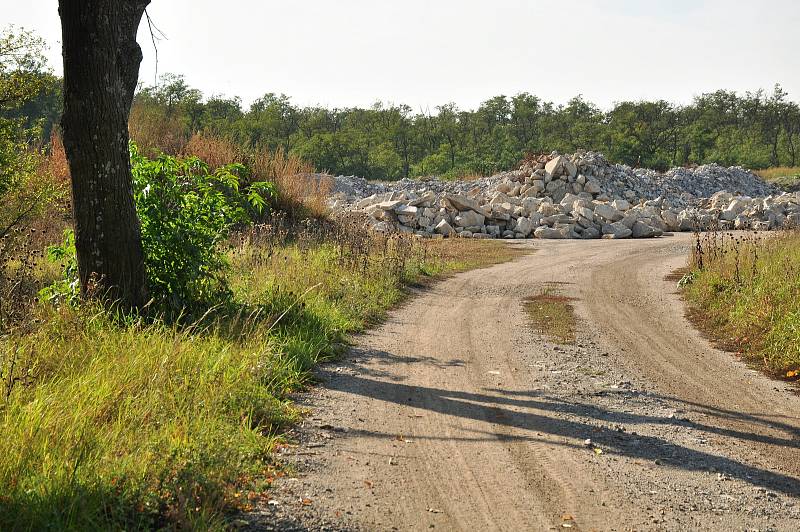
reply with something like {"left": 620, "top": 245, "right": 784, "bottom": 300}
{"left": 254, "top": 233, "right": 800, "bottom": 532}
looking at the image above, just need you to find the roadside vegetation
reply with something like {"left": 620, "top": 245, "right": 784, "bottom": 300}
{"left": 682, "top": 230, "right": 800, "bottom": 380}
{"left": 0, "top": 26, "right": 526, "bottom": 529}
{"left": 1, "top": 144, "right": 523, "bottom": 530}
{"left": 2, "top": 205, "right": 520, "bottom": 530}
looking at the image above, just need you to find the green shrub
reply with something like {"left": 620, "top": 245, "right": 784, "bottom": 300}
{"left": 43, "top": 147, "right": 276, "bottom": 313}
{"left": 131, "top": 146, "right": 274, "bottom": 311}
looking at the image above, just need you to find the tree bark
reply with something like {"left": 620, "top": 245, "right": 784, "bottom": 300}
{"left": 59, "top": 0, "right": 150, "bottom": 310}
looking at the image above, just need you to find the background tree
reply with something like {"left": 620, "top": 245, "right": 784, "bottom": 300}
{"left": 0, "top": 27, "right": 61, "bottom": 241}
{"left": 58, "top": 0, "right": 150, "bottom": 310}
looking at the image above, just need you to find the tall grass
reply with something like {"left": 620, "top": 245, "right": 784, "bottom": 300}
{"left": 0, "top": 213, "right": 524, "bottom": 529}
{"left": 229, "top": 214, "right": 524, "bottom": 330}
{"left": 0, "top": 306, "right": 302, "bottom": 530}
{"left": 252, "top": 147, "right": 331, "bottom": 217}
{"left": 180, "top": 133, "right": 330, "bottom": 217}
{"left": 128, "top": 103, "right": 187, "bottom": 157}
{"left": 683, "top": 230, "right": 800, "bottom": 377}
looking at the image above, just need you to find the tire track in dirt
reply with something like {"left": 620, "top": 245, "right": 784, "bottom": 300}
{"left": 250, "top": 233, "right": 800, "bottom": 531}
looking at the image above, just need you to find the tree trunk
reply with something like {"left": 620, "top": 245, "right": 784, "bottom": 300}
{"left": 59, "top": 0, "right": 150, "bottom": 310}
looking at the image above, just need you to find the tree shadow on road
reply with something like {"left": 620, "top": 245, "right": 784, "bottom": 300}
{"left": 317, "top": 348, "right": 800, "bottom": 497}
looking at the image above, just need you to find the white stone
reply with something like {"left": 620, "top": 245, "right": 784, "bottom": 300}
{"left": 594, "top": 203, "right": 624, "bottom": 222}
{"left": 584, "top": 179, "right": 602, "bottom": 195}
{"left": 394, "top": 204, "right": 418, "bottom": 216}
{"left": 631, "top": 221, "right": 661, "bottom": 238}
{"left": 454, "top": 210, "right": 485, "bottom": 228}
{"left": 514, "top": 216, "right": 534, "bottom": 237}
{"left": 534, "top": 226, "right": 567, "bottom": 239}
{"left": 612, "top": 199, "right": 631, "bottom": 211}
{"left": 434, "top": 219, "right": 455, "bottom": 236}
{"left": 601, "top": 222, "right": 632, "bottom": 239}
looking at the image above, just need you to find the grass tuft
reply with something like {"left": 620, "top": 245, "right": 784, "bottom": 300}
{"left": 523, "top": 288, "right": 577, "bottom": 345}
{"left": 179, "top": 133, "right": 328, "bottom": 217}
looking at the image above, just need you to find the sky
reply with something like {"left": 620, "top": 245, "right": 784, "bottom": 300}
{"left": 3, "top": 0, "right": 799, "bottom": 112}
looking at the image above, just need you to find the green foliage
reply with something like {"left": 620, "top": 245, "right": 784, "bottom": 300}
{"left": 0, "top": 116, "right": 37, "bottom": 199}
{"left": 124, "top": 75, "right": 800, "bottom": 180}
{"left": 39, "top": 229, "right": 79, "bottom": 305}
{"left": 0, "top": 27, "right": 62, "bottom": 246}
{"left": 42, "top": 147, "right": 276, "bottom": 313}
{"left": 0, "top": 26, "right": 48, "bottom": 107}
{"left": 0, "top": 26, "right": 45, "bottom": 198}
{"left": 132, "top": 147, "right": 275, "bottom": 311}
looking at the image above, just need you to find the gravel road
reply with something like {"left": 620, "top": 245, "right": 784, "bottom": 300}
{"left": 247, "top": 233, "right": 800, "bottom": 531}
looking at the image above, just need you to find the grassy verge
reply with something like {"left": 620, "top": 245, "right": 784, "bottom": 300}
{"left": 756, "top": 166, "right": 800, "bottom": 191}
{"left": 0, "top": 226, "right": 526, "bottom": 530}
{"left": 681, "top": 230, "right": 800, "bottom": 379}
{"left": 523, "top": 287, "right": 577, "bottom": 345}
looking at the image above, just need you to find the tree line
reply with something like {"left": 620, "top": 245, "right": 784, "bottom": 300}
{"left": 11, "top": 72, "right": 800, "bottom": 182}
{"left": 123, "top": 75, "right": 800, "bottom": 179}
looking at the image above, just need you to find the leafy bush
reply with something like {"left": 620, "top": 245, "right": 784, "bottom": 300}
{"left": 131, "top": 146, "right": 275, "bottom": 310}
{"left": 38, "top": 229, "right": 79, "bottom": 305}
{"left": 44, "top": 147, "right": 276, "bottom": 313}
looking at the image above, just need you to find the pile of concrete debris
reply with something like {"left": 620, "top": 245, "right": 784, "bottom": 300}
{"left": 327, "top": 152, "right": 800, "bottom": 239}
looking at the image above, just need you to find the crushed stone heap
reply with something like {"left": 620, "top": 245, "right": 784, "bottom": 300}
{"left": 326, "top": 151, "right": 799, "bottom": 240}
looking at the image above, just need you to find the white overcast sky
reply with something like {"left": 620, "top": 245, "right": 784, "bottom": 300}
{"left": 4, "top": 0, "right": 799, "bottom": 111}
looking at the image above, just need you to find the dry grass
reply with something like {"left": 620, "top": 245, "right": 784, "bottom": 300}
{"left": 523, "top": 288, "right": 577, "bottom": 345}
{"left": 755, "top": 167, "right": 800, "bottom": 191}
{"left": 755, "top": 166, "right": 800, "bottom": 181}
{"left": 251, "top": 147, "right": 328, "bottom": 217}
{"left": 179, "top": 133, "right": 328, "bottom": 217}
{"left": 38, "top": 131, "right": 70, "bottom": 185}
{"left": 128, "top": 101, "right": 187, "bottom": 156}
{"left": 420, "top": 238, "right": 528, "bottom": 273}
{"left": 1, "top": 132, "right": 71, "bottom": 332}
{"left": 182, "top": 133, "right": 242, "bottom": 170}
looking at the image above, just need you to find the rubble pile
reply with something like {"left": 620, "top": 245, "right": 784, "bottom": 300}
{"left": 326, "top": 152, "right": 799, "bottom": 239}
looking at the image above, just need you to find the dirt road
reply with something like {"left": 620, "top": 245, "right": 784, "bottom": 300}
{"left": 252, "top": 233, "right": 800, "bottom": 531}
